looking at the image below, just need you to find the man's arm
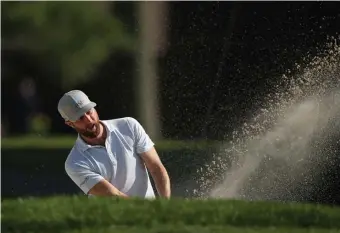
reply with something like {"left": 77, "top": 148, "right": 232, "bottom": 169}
{"left": 126, "top": 117, "right": 171, "bottom": 198}
{"left": 140, "top": 147, "right": 171, "bottom": 199}
{"left": 88, "top": 179, "right": 129, "bottom": 198}
{"left": 65, "top": 161, "right": 128, "bottom": 198}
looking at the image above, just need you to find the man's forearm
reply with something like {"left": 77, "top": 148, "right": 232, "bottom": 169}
{"left": 91, "top": 187, "right": 129, "bottom": 198}
{"left": 88, "top": 179, "right": 129, "bottom": 198}
{"left": 151, "top": 166, "right": 171, "bottom": 198}
{"left": 106, "top": 188, "right": 129, "bottom": 198}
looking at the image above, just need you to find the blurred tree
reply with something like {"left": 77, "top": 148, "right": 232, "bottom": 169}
{"left": 2, "top": 1, "right": 136, "bottom": 89}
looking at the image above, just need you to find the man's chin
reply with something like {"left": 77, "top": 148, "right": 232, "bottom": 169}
{"left": 82, "top": 126, "right": 100, "bottom": 138}
{"left": 80, "top": 133, "right": 96, "bottom": 138}
{"left": 79, "top": 129, "right": 98, "bottom": 138}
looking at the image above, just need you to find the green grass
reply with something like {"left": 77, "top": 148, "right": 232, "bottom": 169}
{"left": 2, "top": 195, "right": 340, "bottom": 233}
{"left": 60, "top": 226, "right": 339, "bottom": 233}
{"left": 1, "top": 135, "right": 218, "bottom": 150}
{"left": 1, "top": 135, "right": 77, "bottom": 149}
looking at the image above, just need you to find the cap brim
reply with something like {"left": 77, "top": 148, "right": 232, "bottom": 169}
{"left": 69, "top": 102, "right": 97, "bottom": 121}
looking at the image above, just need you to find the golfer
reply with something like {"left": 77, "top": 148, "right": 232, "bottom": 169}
{"left": 58, "top": 90, "right": 171, "bottom": 199}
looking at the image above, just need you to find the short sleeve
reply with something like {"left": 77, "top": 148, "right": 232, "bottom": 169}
{"left": 126, "top": 117, "right": 155, "bottom": 154}
{"left": 65, "top": 161, "right": 104, "bottom": 194}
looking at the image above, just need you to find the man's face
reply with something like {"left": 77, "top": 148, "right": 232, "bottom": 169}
{"left": 66, "top": 108, "right": 100, "bottom": 138}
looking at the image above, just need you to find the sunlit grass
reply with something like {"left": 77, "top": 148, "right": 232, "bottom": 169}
{"left": 1, "top": 135, "right": 219, "bottom": 150}
{"left": 2, "top": 195, "right": 340, "bottom": 233}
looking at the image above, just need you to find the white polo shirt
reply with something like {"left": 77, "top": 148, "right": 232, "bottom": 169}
{"left": 65, "top": 117, "right": 156, "bottom": 198}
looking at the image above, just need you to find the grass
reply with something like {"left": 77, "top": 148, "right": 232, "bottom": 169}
{"left": 1, "top": 135, "right": 218, "bottom": 150}
{"left": 2, "top": 195, "right": 340, "bottom": 233}
{"left": 55, "top": 226, "right": 339, "bottom": 233}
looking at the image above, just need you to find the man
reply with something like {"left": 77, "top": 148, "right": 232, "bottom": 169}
{"left": 57, "top": 90, "right": 171, "bottom": 199}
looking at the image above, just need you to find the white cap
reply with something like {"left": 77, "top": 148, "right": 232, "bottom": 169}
{"left": 57, "top": 90, "right": 97, "bottom": 121}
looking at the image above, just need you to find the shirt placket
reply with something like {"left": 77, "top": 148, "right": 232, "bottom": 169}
{"left": 105, "top": 136, "right": 117, "bottom": 182}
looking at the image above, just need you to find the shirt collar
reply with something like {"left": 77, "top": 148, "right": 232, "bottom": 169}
{"left": 76, "top": 120, "right": 111, "bottom": 152}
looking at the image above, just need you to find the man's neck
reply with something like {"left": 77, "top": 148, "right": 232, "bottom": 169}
{"left": 80, "top": 122, "right": 107, "bottom": 146}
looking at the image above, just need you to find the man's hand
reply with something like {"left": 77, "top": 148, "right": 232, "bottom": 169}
{"left": 88, "top": 179, "right": 129, "bottom": 198}
{"left": 140, "top": 147, "right": 171, "bottom": 199}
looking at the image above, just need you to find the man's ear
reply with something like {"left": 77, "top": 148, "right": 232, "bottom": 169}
{"left": 65, "top": 121, "right": 74, "bottom": 128}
